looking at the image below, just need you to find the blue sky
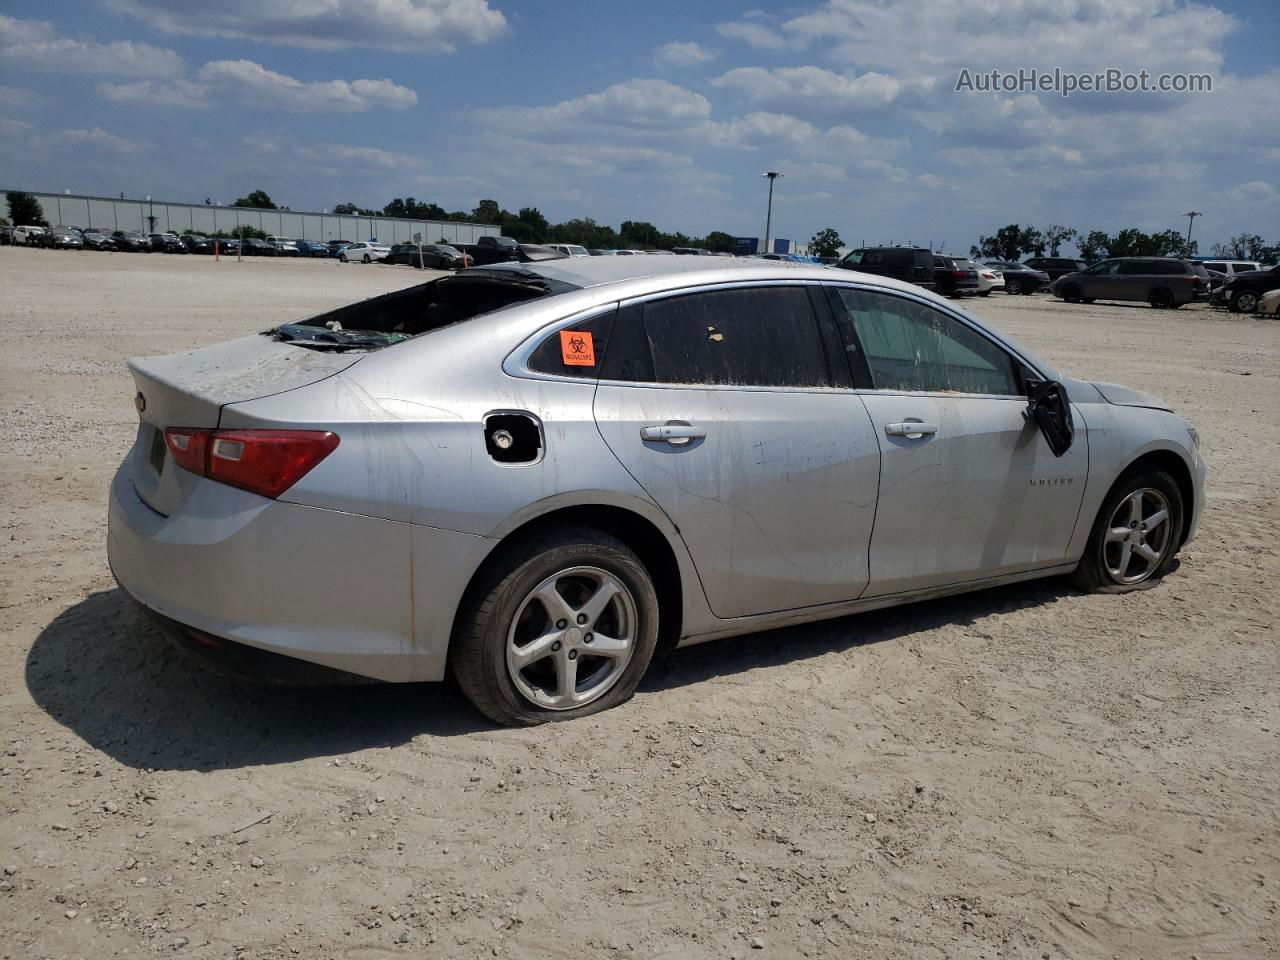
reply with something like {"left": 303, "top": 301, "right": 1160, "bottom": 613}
{"left": 1, "top": 0, "right": 1276, "bottom": 254}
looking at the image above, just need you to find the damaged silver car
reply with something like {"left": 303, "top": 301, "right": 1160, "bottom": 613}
{"left": 108, "top": 257, "right": 1205, "bottom": 725}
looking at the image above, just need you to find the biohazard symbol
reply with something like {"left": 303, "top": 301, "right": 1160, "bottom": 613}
{"left": 559, "top": 330, "right": 596, "bottom": 366}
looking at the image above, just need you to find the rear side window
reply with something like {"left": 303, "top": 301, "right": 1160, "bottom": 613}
{"left": 1118, "top": 260, "right": 1152, "bottom": 275}
{"left": 631, "top": 287, "right": 831, "bottom": 388}
{"left": 527, "top": 310, "right": 615, "bottom": 377}
{"left": 1231, "top": 263, "right": 1256, "bottom": 272}
{"left": 830, "top": 288, "right": 1020, "bottom": 396}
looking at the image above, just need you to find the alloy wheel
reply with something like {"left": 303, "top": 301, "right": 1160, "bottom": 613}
{"left": 1102, "top": 488, "right": 1173, "bottom": 585}
{"left": 506, "top": 566, "right": 638, "bottom": 710}
{"left": 1235, "top": 291, "right": 1258, "bottom": 312}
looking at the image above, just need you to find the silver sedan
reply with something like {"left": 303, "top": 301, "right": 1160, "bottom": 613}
{"left": 108, "top": 258, "right": 1205, "bottom": 725}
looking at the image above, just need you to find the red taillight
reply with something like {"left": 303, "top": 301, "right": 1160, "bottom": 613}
{"left": 163, "top": 427, "right": 339, "bottom": 499}
{"left": 953, "top": 270, "right": 966, "bottom": 278}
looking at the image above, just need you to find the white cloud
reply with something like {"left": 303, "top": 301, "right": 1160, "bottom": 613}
{"left": 713, "top": 66, "right": 930, "bottom": 113}
{"left": 478, "top": 79, "right": 712, "bottom": 134}
{"left": 49, "top": 127, "right": 144, "bottom": 155}
{"left": 105, "top": 0, "right": 507, "bottom": 53}
{"left": 0, "top": 14, "right": 184, "bottom": 76}
{"left": 327, "top": 145, "right": 418, "bottom": 170}
{"left": 0, "top": 115, "right": 32, "bottom": 137}
{"left": 98, "top": 60, "right": 417, "bottom": 113}
{"left": 655, "top": 41, "right": 718, "bottom": 67}
{"left": 714, "top": 19, "right": 798, "bottom": 51}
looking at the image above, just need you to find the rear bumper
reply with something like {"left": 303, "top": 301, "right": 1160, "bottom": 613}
{"left": 107, "top": 450, "right": 496, "bottom": 682}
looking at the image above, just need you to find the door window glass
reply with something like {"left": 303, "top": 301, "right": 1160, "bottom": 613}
{"left": 639, "top": 287, "right": 830, "bottom": 388}
{"left": 831, "top": 289, "right": 1020, "bottom": 396}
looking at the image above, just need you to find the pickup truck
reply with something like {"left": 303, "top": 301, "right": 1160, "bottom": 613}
{"left": 454, "top": 235, "right": 520, "bottom": 266}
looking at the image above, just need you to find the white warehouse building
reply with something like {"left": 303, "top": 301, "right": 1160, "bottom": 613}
{"left": 8, "top": 190, "right": 501, "bottom": 246}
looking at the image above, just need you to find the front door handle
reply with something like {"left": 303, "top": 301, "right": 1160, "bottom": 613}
{"left": 884, "top": 421, "right": 938, "bottom": 438}
{"left": 640, "top": 421, "right": 706, "bottom": 445}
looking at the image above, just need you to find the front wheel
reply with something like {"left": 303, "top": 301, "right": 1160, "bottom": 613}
{"left": 1232, "top": 290, "right": 1259, "bottom": 313}
{"left": 1071, "top": 470, "right": 1184, "bottom": 593}
{"left": 1060, "top": 283, "right": 1083, "bottom": 303}
{"left": 451, "top": 528, "right": 660, "bottom": 726}
{"left": 362, "top": 254, "right": 371, "bottom": 263}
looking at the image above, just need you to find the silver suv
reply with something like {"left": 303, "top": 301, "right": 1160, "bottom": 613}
{"left": 1053, "top": 257, "right": 1211, "bottom": 308}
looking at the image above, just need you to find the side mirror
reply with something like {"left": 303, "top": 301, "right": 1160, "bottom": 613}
{"left": 1025, "top": 377, "right": 1074, "bottom": 457}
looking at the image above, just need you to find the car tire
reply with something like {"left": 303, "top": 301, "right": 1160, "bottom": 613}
{"left": 362, "top": 254, "right": 371, "bottom": 263}
{"left": 980, "top": 291, "right": 990, "bottom": 297}
{"left": 1060, "top": 283, "right": 1083, "bottom": 303}
{"left": 1149, "top": 287, "right": 1175, "bottom": 309}
{"left": 1071, "top": 469, "right": 1184, "bottom": 594}
{"left": 1231, "top": 290, "right": 1259, "bottom": 313}
{"left": 1082, "top": 298, "right": 1096, "bottom": 304}
{"left": 1005, "top": 278, "right": 1022, "bottom": 295}
{"left": 451, "top": 527, "right": 661, "bottom": 727}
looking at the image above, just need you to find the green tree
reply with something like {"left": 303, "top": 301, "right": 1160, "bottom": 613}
{"left": 619, "top": 220, "right": 662, "bottom": 248}
{"left": 472, "top": 199, "right": 502, "bottom": 224}
{"left": 1044, "top": 225, "right": 1077, "bottom": 256}
{"left": 701, "top": 231, "right": 735, "bottom": 253}
{"left": 233, "top": 190, "right": 276, "bottom": 209}
{"left": 809, "top": 227, "right": 843, "bottom": 258}
{"left": 6, "top": 191, "right": 47, "bottom": 226}
{"left": 1212, "top": 233, "right": 1277, "bottom": 262}
{"left": 1077, "top": 230, "right": 1109, "bottom": 262}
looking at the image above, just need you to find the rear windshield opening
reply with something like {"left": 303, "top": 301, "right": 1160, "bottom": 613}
{"left": 266, "top": 269, "right": 578, "bottom": 351}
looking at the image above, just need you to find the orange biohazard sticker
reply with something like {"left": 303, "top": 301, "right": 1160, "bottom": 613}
{"left": 559, "top": 330, "right": 596, "bottom": 366}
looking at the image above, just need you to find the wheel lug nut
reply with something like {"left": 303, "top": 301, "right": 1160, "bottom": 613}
{"left": 551, "top": 641, "right": 562, "bottom": 652}
{"left": 576, "top": 613, "right": 588, "bottom": 625}
{"left": 584, "top": 634, "right": 593, "bottom": 644}
{"left": 556, "top": 619, "right": 567, "bottom": 629}
{"left": 567, "top": 650, "right": 578, "bottom": 661}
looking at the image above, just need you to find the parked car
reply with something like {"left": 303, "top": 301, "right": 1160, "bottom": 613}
{"left": 81, "top": 229, "right": 117, "bottom": 251}
{"left": 1024, "top": 257, "right": 1087, "bottom": 282}
{"left": 45, "top": 226, "right": 85, "bottom": 250}
{"left": 456, "top": 235, "right": 521, "bottom": 265}
{"left": 240, "top": 237, "right": 278, "bottom": 257}
{"left": 149, "top": 233, "right": 186, "bottom": 254}
{"left": 109, "top": 258, "right": 1204, "bottom": 726}
{"left": 547, "top": 243, "right": 591, "bottom": 258}
{"left": 589, "top": 249, "right": 615, "bottom": 256}
{"left": 383, "top": 243, "right": 428, "bottom": 266}
{"left": 179, "top": 234, "right": 213, "bottom": 254}
{"left": 1196, "top": 259, "right": 1263, "bottom": 277}
{"left": 932, "top": 255, "right": 980, "bottom": 298}
{"left": 671, "top": 247, "right": 711, "bottom": 256}
{"left": 326, "top": 240, "right": 352, "bottom": 258}
{"left": 1214, "top": 263, "right": 1280, "bottom": 313}
{"left": 14, "top": 225, "right": 48, "bottom": 246}
{"left": 1257, "top": 289, "right": 1280, "bottom": 316}
{"left": 266, "top": 236, "right": 300, "bottom": 257}
{"left": 111, "top": 230, "right": 150, "bottom": 252}
{"left": 412, "top": 243, "right": 468, "bottom": 269}
{"left": 214, "top": 237, "right": 239, "bottom": 255}
{"left": 339, "top": 242, "right": 390, "bottom": 263}
{"left": 0, "top": 226, "right": 13, "bottom": 245}
{"left": 972, "top": 261, "right": 1004, "bottom": 296}
{"left": 1053, "top": 257, "right": 1210, "bottom": 308}
{"left": 834, "top": 246, "right": 936, "bottom": 290}
{"left": 983, "top": 260, "right": 1049, "bottom": 295}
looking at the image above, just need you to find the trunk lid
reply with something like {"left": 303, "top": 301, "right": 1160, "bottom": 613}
{"left": 127, "top": 334, "right": 359, "bottom": 515}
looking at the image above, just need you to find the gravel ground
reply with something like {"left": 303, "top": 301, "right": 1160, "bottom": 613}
{"left": 1, "top": 248, "right": 1276, "bottom": 960}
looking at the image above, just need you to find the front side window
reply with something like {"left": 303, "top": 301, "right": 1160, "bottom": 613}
{"left": 831, "top": 288, "right": 1020, "bottom": 396}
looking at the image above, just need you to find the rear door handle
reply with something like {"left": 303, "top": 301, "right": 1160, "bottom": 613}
{"left": 640, "top": 421, "right": 706, "bottom": 445}
{"left": 884, "top": 422, "right": 938, "bottom": 438}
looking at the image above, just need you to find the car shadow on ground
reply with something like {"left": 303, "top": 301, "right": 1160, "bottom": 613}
{"left": 27, "top": 579, "right": 1075, "bottom": 772}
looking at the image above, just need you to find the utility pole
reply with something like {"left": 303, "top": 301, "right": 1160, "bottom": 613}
{"left": 762, "top": 171, "right": 783, "bottom": 254}
{"left": 1182, "top": 210, "right": 1201, "bottom": 255}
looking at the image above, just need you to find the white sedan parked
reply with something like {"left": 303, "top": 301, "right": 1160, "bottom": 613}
{"left": 339, "top": 242, "right": 390, "bottom": 263}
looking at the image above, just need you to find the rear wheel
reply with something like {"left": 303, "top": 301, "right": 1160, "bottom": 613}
{"left": 1082, "top": 297, "right": 1096, "bottom": 304}
{"left": 1005, "top": 278, "right": 1022, "bottom": 295}
{"left": 362, "top": 254, "right": 371, "bottom": 264}
{"left": 1071, "top": 470, "right": 1183, "bottom": 593}
{"left": 451, "top": 528, "right": 660, "bottom": 726}
{"left": 1149, "top": 287, "right": 1175, "bottom": 308}
{"left": 1060, "top": 283, "right": 1083, "bottom": 303}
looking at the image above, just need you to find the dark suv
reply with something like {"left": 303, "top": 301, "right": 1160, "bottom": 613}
{"left": 1215, "top": 264, "right": 1280, "bottom": 312}
{"left": 931, "top": 255, "right": 980, "bottom": 298}
{"left": 1052, "top": 257, "right": 1210, "bottom": 308}
{"left": 1024, "top": 257, "right": 1087, "bottom": 282}
{"left": 835, "top": 246, "right": 936, "bottom": 290}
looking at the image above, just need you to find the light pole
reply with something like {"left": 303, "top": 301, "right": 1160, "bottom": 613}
{"left": 763, "top": 171, "right": 783, "bottom": 254}
{"left": 1182, "top": 210, "right": 1201, "bottom": 255}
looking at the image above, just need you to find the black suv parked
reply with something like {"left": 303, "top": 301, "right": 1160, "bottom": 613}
{"left": 931, "top": 255, "right": 980, "bottom": 298}
{"left": 1052, "top": 257, "right": 1210, "bottom": 308}
{"left": 1216, "top": 263, "right": 1280, "bottom": 312}
{"left": 834, "top": 246, "right": 935, "bottom": 290}
{"left": 1024, "top": 257, "right": 1087, "bottom": 282}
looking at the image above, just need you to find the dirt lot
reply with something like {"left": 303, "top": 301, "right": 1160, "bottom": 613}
{"left": 1, "top": 248, "right": 1276, "bottom": 960}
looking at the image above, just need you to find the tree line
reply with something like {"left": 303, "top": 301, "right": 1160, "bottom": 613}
{"left": 970, "top": 222, "right": 1279, "bottom": 264}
